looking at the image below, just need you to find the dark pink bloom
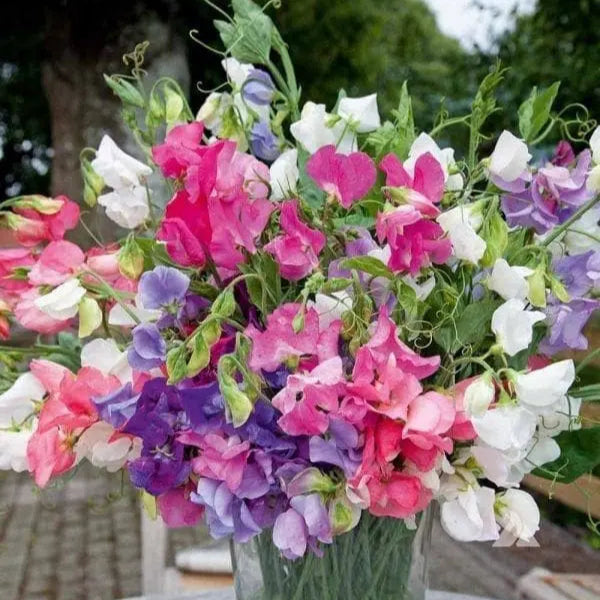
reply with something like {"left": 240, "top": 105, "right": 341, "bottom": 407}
{"left": 306, "top": 145, "right": 376, "bottom": 208}
{"left": 157, "top": 484, "right": 204, "bottom": 528}
{"left": 376, "top": 206, "right": 452, "bottom": 274}
{"left": 264, "top": 200, "right": 326, "bottom": 280}
{"left": 152, "top": 122, "right": 205, "bottom": 178}
{"left": 380, "top": 152, "right": 445, "bottom": 216}
{"left": 0, "top": 247, "right": 35, "bottom": 298}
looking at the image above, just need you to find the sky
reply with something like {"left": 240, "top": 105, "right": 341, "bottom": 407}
{"left": 424, "top": 0, "right": 537, "bottom": 50}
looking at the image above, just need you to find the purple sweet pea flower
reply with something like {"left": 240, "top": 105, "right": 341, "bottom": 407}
{"left": 93, "top": 383, "right": 139, "bottom": 429}
{"left": 309, "top": 418, "right": 362, "bottom": 477}
{"left": 273, "top": 494, "right": 332, "bottom": 560}
{"left": 242, "top": 69, "right": 275, "bottom": 106}
{"left": 499, "top": 145, "right": 594, "bottom": 234}
{"left": 127, "top": 323, "right": 166, "bottom": 370}
{"left": 139, "top": 266, "right": 190, "bottom": 309}
{"left": 128, "top": 443, "right": 190, "bottom": 496}
{"left": 552, "top": 140, "right": 576, "bottom": 167}
{"left": 249, "top": 121, "right": 280, "bottom": 162}
{"left": 540, "top": 297, "right": 600, "bottom": 354}
{"left": 554, "top": 251, "right": 600, "bottom": 297}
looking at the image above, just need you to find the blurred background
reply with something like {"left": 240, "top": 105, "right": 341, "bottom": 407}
{"left": 0, "top": 1, "right": 599, "bottom": 599}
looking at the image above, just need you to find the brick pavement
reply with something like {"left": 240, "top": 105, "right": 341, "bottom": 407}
{"left": 0, "top": 467, "right": 205, "bottom": 600}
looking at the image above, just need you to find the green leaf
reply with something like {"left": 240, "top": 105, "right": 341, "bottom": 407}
{"left": 188, "top": 281, "right": 219, "bottom": 302}
{"left": 480, "top": 210, "right": 508, "bottom": 268}
{"left": 518, "top": 82, "right": 560, "bottom": 141}
{"left": 341, "top": 256, "right": 393, "bottom": 280}
{"left": 534, "top": 427, "right": 600, "bottom": 483}
{"left": 239, "top": 253, "right": 282, "bottom": 315}
{"left": 211, "top": 288, "right": 236, "bottom": 319}
{"left": 166, "top": 346, "right": 188, "bottom": 384}
{"left": 103, "top": 75, "right": 145, "bottom": 108}
{"left": 214, "top": 0, "right": 274, "bottom": 64}
{"left": 321, "top": 278, "right": 353, "bottom": 294}
{"left": 434, "top": 297, "right": 500, "bottom": 354}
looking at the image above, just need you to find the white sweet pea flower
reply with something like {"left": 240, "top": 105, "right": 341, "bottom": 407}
{"left": 75, "top": 422, "right": 141, "bottom": 472}
{"left": 437, "top": 203, "right": 484, "bottom": 232}
{"left": 564, "top": 205, "right": 600, "bottom": 253}
{"left": 97, "top": 185, "right": 150, "bottom": 229}
{"left": 472, "top": 404, "right": 537, "bottom": 452}
{"left": 35, "top": 278, "right": 86, "bottom": 321}
{"left": 402, "top": 274, "right": 435, "bottom": 301}
{"left": 470, "top": 444, "right": 525, "bottom": 488}
{"left": 488, "top": 130, "right": 532, "bottom": 182}
{"left": 464, "top": 375, "right": 495, "bottom": 417}
{"left": 290, "top": 101, "right": 357, "bottom": 155}
{"left": 405, "top": 133, "right": 464, "bottom": 191}
{"left": 522, "top": 436, "right": 561, "bottom": 472}
{"left": 496, "top": 489, "right": 540, "bottom": 542}
{"left": 108, "top": 293, "right": 160, "bottom": 327}
{"left": 221, "top": 57, "right": 253, "bottom": 89}
{"left": 487, "top": 259, "right": 533, "bottom": 301}
{"left": 440, "top": 486, "right": 499, "bottom": 542}
{"left": 308, "top": 291, "right": 352, "bottom": 329}
{"left": 269, "top": 149, "right": 299, "bottom": 200}
{"left": 197, "top": 91, "right": 233, "bottom": 132}
{"left": 0, "top": 428, "right": 34, "bottom": 472}
{"left": 81, "top": 339, "right": 132, "bottom": 384}
{"left": 290, "top": 102, "right": 336, "bottom": 154}
{"left": 0, "top": 372, "right": 45, "bottom": 426}
{"left": 337, "top": 94, "right": 381, "bottom": 133}
{"left": 491, "top": 298, "right": 545, "bottom": 356}
{"left": 91, "top": 135, "right": 152, "bottom": 190}
{"left": 514, "top": 360, "right": 575, "bottom": 409}
{"left": 537, "top": 395, "right": 581, "bottom": 437}
{"left": 590, "top": 126, "right": 600, "bottom": 164}
{"left": 448, "top": 223, "right": 487, "bottom": 264}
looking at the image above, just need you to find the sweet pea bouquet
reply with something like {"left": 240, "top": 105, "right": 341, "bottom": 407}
{"left": 1, "top": 1, "right": 599, "bottom": 598}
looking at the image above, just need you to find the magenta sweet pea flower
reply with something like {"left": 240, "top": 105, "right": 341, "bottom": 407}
{"left": 152, "top": 122, "right": 205, "bottom": 178}
{"left": 264, "top": 200, "right": 326, "bottom": 281}
{"left": 246, "top": 303, "right": 340, "bottom": 373}
{"left": 380, "top": 152, "right": 445, "bottom": 217}
{"left": 376, "top": 205, "right": 452, "bottom": 275}
{"left": 306, "top": 145, "right": 376, "bottom": 208}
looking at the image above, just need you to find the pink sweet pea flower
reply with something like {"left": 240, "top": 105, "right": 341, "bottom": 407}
{"left": 380, "top": 152, "right": 445, "bottom": 217}
{"left": 30, "top": 359, "right": 74, "bottom": 395}
{"left": 447, "top": 377, "right": 478, "bottom": 441}
{"left": 0, "top": 248, "right": 35, "bottom": 309}
{"left": 28, "top": 366, "right": 121, "bottom": 487}
{"left": 28, "top": 241, "right": 85, "bottom": 286}
{"left": 246, "top": 304, "right": 339, "bottom": 372}
{"left": 366, "top": 306, "right": 440, "bottom": 379}
{"left": 152, "top": 122, "right": 205, "bottom": 178}
{"left": 264, "top": 200, "right": 326, "bottom": 281}
{"left": 272, "top": 357, "right": 345, "bottom": 436}
{"left": 14, "top": 288, "right": 72, "bottom": 334}
{"left": 306, "top": 145, "right": 376, "bottom": 208}
{"left": 376, "top": 205, "right": 451, "bottom": 275}
{"left": 346, "top": 350, "right": 422, "bottom": 420}
{"left": 157, "top": 483, "right": 204, "bottom": 528}
{"left": 191, "top": 434, "right": 251, "bottom": 493}
{"left": 11, "top": 195, "right": 80, "bottom": 246}
{"left": 349, "top": 415, "right": 431, "bottom": 519}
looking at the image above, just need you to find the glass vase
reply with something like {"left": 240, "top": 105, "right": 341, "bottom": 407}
{"left": 231, "top": 509, "right": 433, "bottom": 600}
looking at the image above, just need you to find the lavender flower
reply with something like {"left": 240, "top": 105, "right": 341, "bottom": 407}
{"left": 242, "top": 69, "right": 276, "bottom": 106}
{"left": 139, "top": 266, "right": 190, "bottom": 309}
{"left": 127, "top": 323, "right": 166, "bottom": 370}
{"left": 554, "top": 251, "right": 600, "bottom": 297}
{"left": 250, "top": 121, "right": 280, "bottom": 162}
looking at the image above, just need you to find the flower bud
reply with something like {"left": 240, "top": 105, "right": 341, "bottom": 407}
{"left": 464, "top": 373, "right": 495, "bottom": 417}
{"left": 164, "top": 86, "right": 185, "bottom": 126}
{"left": 78, "top": 296, "right": 102, "bottom": 338}
{"left": 118, "top": 237, "right": 145, "bottom": 280}
{"left": 527, "top": 265, "right": 547, "bottom": 308}
{"left": 103, "top": 75, "right": 145, "bottom": 108}
{"left": 13, "top": 195, "right": 64, "bottom": 215}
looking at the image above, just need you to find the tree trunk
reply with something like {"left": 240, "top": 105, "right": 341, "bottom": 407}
{"left": 41, "top": 1, "right": 190, "bottom": 243}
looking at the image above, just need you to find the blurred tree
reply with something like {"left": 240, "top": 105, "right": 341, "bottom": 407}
{"left": 0, "top": 0, "right": 470, "bottom": 202}
{"left": 482, "top": 0, "right": 600, "bottom": 140}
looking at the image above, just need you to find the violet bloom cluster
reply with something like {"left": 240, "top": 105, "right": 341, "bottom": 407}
{"left": 496, "top": 142, "right": 593, "bottom": 234}
{"left": 541, "top": 250, "right": 600, "bottom": 354}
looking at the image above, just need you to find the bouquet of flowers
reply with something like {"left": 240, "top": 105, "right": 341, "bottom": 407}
{"left": 1, "top": 1, "right": 599, "bottom": 599}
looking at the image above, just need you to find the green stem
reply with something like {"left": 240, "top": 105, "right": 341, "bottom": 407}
{"left": 542, "top": 194, "right": 600, "bottom": 246}
{"left": 576, "top": 347, "right": 600, "bottom": 374}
